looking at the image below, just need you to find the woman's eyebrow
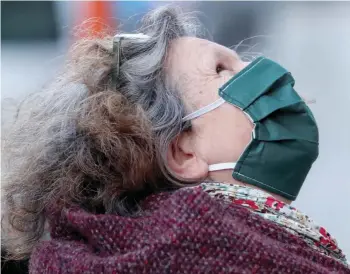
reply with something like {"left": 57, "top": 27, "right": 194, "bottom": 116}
{"left": 227, "top": 48, "right": 240, "bottom": 61}
{"left": 215, "top": 48, "right": 239, "bottom": 69}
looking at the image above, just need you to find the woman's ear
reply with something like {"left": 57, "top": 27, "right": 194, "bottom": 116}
{"left": 166, "top": 131, "right": 208, "bottom": 181}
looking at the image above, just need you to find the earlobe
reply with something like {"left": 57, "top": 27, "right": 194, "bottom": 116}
{"left": 166, "top": 134, "right": 208, "bottom": 181}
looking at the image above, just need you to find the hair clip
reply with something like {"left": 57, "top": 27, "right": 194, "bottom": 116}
{"left": 112, "top": 33, "right": 150, "bottom": 85}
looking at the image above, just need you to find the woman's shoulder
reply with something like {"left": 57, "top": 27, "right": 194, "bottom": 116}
{"left": 31, "top": 186, "right": 349, "bottom": 273}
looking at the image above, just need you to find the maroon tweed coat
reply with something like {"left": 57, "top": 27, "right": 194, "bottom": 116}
{"left": 30, "top": 186, "right": 350, "bottom": 273}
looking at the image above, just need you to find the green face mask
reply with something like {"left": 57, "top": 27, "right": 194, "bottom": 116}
{"left": 182, "top": 57, "right": 319, "bottom": 200}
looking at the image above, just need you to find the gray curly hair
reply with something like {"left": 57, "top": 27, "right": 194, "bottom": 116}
{"left": 2, "top": 5, "right": 206, "bottom": 260}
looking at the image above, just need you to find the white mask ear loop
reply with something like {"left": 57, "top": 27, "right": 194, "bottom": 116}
{"left": 181, "top": 98, "right": 235, "bottom": 173}
{"left": 182, "top": 98, "right": 226, "bottom": 122}
{"left": 208, "top": 163, "right": 236, "bottom": 171}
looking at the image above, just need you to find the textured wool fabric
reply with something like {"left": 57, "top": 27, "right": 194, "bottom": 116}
{"left": 30, "top": 187, "right": 350, "bottom": 274}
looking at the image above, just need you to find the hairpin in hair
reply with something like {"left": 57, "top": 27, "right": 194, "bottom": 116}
{"left": 112, "top": 33, "right": 150, "bottom": 85}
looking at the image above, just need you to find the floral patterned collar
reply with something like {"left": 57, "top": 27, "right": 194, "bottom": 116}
{"left": 199, "top": 182, "right": 348, "bottom": 266}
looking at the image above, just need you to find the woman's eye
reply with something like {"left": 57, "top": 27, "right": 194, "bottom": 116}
{"left": 216, "top": 64, "right": 225, "bottom": 74}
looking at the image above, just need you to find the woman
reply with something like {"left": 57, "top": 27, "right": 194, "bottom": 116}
{"left": 2, "top": 6, "right": 349, "bottom": 273}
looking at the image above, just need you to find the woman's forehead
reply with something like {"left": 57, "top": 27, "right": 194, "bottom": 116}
{"left": 170, "top": 37, "right": 227, "bottom": 56}
{"left": 167, "top": 37, "right": 239, "bottom": 69}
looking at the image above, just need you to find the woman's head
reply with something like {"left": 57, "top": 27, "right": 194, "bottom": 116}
{"left": 1, "top": 5, "right": 268, "bottom": 259}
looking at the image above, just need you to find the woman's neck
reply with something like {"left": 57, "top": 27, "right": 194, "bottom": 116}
{"left": 226, "top": 178, "right": 292, "bottom": 204}
{"left": 209, "top": 170, "right": 292, "bottom": 204}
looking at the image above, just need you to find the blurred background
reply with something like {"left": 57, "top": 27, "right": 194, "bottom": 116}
{"left": 2, "top": 1, "right": 350, "bottom": 258}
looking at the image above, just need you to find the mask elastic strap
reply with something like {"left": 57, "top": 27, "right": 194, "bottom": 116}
{"left": 182, "top": 98, "right": 226, "bottom": 122}
{"left": 208, "top": 162, "right": 236, "bottom": 171}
